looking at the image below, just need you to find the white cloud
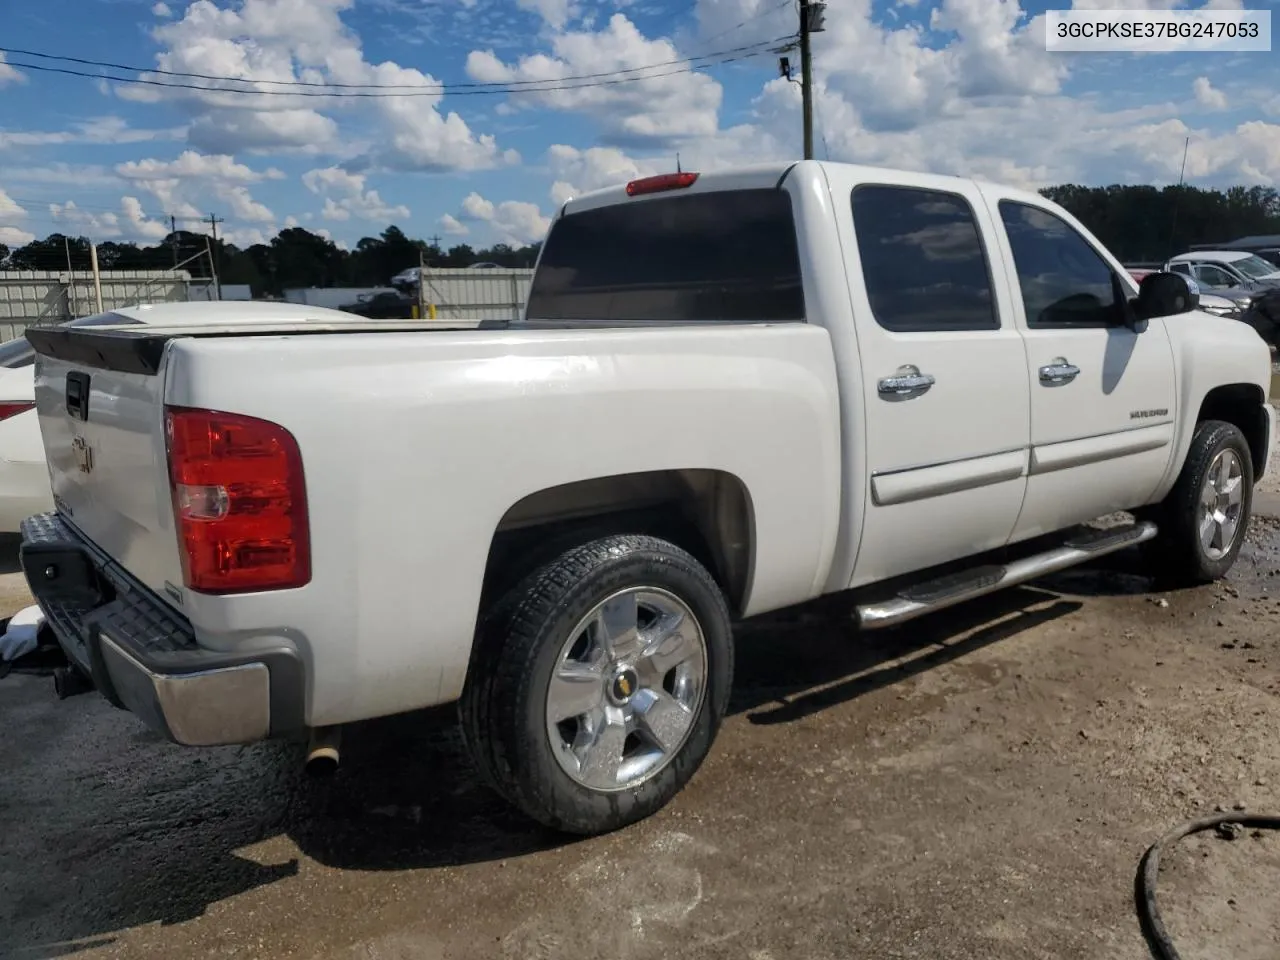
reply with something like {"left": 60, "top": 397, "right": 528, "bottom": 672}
{"left": 50, "top": 201, "right": 122, "bottom": 238}
{"left": 0, "top": 53, "right": 25, "bottom": 88}
{"left": 467, "top": 14, "right": 723, "bottom": 146}
{"left": 122, "top": 0, "right": 510, "bottom": 171}
{"left": 517, "top": 0, "right": 576, "bottom": 29}
{"left": 121, "top": 197, "right": 171, "bottom": 239}
{"left": 439, "top": 213, "right": 469, "bottom": 236}
{"left": 188, "top": 110, "right": 340, "bottom": 154}
{"left": 457, "top": 191, "right": 550, "bottom": 245}
{"left": 0, "top": 189, "right": 25, "bottom": 221}
{"left": 1193, "top": 76, "right": 1227, "bottom": 110}
{"left": 0, "top": 117, "right": 185, "bottom": 150}
{"left": 0, "top": 163, "right": 120, "bottom": 187}
{"left": 45, "top": 196, "right": 172, "bottom": 242}
{"left": 460, "top": 193, "right": 495, "bottom": 221}
{"left": 302, "top": 166, "right": 410, "bottom": 222}
{"left": 216, "top": 184, "right": 275, "bottom": 223}
{"left": 0, "top": 190, "right": 35, "bottom": 245}
{"left": 116, "top": 150, "right": 284, "bottom": 183}
{"left": 153, "top": 1, "right": 173, "bottom": 15}
{"left": 546, "top": 143, "right": 658, "bottom": 205}
{"left": 655, "top": 0, "right": 1280, "bottom": 192}
{"left": 0, "top": 226, "right": 35, "bottom": 246}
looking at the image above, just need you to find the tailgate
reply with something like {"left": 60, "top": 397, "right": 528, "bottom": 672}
{"left": 29, "top": 332, "right": 184, "bottom": 602}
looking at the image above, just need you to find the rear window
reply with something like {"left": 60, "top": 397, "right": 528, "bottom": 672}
{"left": 526, "top": 189, "right": 805, "bottom": 323}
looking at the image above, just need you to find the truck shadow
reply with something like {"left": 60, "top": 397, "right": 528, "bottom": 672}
{"left": 3, "top": 550, "right": 1166, "bottom": 955}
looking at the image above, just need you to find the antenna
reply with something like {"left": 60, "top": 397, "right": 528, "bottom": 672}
{"left": 676, "top": 152, "right": 682, "bottom": 174}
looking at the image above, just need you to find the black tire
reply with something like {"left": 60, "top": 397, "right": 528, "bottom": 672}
{"left": 458, "top": 534, "right": 734, "bottom": 835}
{"left": 1142, "top": 419, "right": 1254, "bottom": 585}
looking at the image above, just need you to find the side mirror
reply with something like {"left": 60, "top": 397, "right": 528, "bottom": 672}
{"left": 1135, "top": 271, "right": 1198, "bottom": 322}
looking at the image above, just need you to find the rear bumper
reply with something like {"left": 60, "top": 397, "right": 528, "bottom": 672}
{"left": 19, "top": 511, "right": 305, "bottom": 746}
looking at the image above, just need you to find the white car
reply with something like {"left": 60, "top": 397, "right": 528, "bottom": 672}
{"left": 17, "top": 161, "right": 1274, "bottom": 837}
{"left": 0, "top": 301, "right": 366, "bottom": 532}
{"left": 1166, "top": 250, "right": 1280, "bottom": 288}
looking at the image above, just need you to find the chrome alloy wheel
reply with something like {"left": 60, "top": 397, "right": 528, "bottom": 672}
{"left": 1198, "top": 448, "right": 1245, "bottom": 561}
{"left": 544, "top": 587, "right": 708, "bottom": 792}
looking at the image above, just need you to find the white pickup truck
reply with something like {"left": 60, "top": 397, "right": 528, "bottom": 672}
{"left": 18, "top": 161, "right": 1273, "bottom": 836}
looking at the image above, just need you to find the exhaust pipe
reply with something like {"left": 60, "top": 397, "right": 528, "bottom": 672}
{"left": 53, "top": 666, "right": 94, "bottom": 700}
{"left": 305, "top": 725, "right": 342, "bottom": 776}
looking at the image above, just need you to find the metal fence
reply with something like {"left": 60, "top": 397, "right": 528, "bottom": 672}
{"left": 0, "top": 269, "right": 206, "bottom": 341}
{"left": 417, "top": 268, "right": 533, "bottom": 323}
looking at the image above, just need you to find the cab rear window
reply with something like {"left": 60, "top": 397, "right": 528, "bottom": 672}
{"left": 526, "top": 189, "right": 805, "bottom": 324}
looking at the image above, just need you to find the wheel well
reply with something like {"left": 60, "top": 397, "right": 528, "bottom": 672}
{"left": 1197, "top": 384, "right": 1270, "bottom": 476}
{"left": 480, "top": 470, "right": 755, "bottom": 615}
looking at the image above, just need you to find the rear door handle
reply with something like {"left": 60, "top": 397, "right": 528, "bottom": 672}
{"left": 878, "top": 366, "right": 936, "bottom": 399}
{"left": 1038, "top": 359, "right": 1080, "bottom": 385}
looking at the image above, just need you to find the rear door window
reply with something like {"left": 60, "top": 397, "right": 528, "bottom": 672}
{"left": 526, "top": 189, "right": 805, "bottom": 323}
{"left": 850, "top": 185, "right": 999, "bottom": 333}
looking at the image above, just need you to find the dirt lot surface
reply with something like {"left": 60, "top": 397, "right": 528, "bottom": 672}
{"left": 3, "top": 418, "right": 1279, "bottom": 960}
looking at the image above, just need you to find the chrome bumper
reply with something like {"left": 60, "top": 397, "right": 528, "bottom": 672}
{"left": 19, "top": 512, "right": 304, "bottom": 746}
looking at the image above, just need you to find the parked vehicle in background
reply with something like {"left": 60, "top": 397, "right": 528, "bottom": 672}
{"left": 0, "top": 302, "right": 368, "bottom": 532}
{"left": 339, "top": 290, "right": 416, "bottom": 319}
{"left": 1165, "top": 253, "right": 1280, "bottom": 349}
{"left": 1166, "top": 250, "right": 1280, "bottom": 289}
{"left": 389, "top": 266, "right": 419, "bottom": 292}
{"left": 17, "top": 161, "right": 1274, "bottom": 837}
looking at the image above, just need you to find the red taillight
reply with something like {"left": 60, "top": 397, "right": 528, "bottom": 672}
{"left": 164, "top": 406, "right": 310, "bottom": 594}
{"left": 0, "top": 402, "right": 35, "bottom": 422}
{"left": 625, "top": 172, "right": 699, "bottom": 196}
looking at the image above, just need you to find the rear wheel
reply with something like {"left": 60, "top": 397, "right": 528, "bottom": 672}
{"left": 459, "top": 534, "right": 733, "bottom": 835}
{"left": 1142, "top": 419, "right": 1253, "bottom": 585}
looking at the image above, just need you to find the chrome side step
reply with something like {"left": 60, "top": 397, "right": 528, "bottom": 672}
{"left": 855, "top": 521, "right": 1158, "bottom": 630}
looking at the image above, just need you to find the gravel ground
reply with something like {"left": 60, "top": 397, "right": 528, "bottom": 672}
{"left": 1, "top": 415, "right": 1278, "bottom": 960}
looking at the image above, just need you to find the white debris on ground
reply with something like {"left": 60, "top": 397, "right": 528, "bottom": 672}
{"left": 0, "top": 604, "right": 45, "bottom": 662}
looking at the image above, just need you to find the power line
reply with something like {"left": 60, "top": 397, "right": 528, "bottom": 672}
{"left": 0, "top": 37, "right": 792, "bottom": 97}
{"left": 699, "top": 0, "right": 796, "bottom": 47}
{"left": 2, "top": 194, "right": 175, "bottom": 215}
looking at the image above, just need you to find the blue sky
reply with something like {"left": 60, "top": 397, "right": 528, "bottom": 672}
{"left": 1, "top": 0, "right": 1278, "bottom": 252}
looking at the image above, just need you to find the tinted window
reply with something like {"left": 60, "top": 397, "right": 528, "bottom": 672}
{"left": 1194, "top": 264, "right": 1236, "bottom": 288}
{"left": 999, "top": 201, "right": 1122, "bottom": 328}
{"left": 850, "top": 185, "right": 997, "bottom": 333}
{"left": 1233, "top": 254, "right": 1277, "bottom": 280}
{"left": 526, "top": 189, "right": 804, "bottom": 323}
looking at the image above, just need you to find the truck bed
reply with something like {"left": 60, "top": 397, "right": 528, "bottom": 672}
{"left": 25, "top": 319, "right": 843, "bottom": 726}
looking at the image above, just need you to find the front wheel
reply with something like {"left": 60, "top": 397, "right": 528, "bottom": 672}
{"left": 459, "top": 534, "right": 734, "bottom": 835}
{"left": 1143, "top": 419, "right": 1254, "bottom": 585}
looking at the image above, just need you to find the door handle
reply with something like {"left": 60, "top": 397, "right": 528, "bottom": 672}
{"left": 1038, "top": 359, "right": 1080, "bottom": 385}
{"left": 877, "top": 365, "right": 936, "bottom": 399}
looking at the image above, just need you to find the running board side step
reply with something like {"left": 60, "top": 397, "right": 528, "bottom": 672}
{"left": 855, "top": 521, "right": 1158, "bottom": 630}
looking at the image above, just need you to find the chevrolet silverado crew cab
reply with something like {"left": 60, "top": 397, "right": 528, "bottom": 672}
{"left": 18, "top": 161, "right": 1274, "bottom": 836}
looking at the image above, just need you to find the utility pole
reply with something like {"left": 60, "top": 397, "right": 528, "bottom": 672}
{"left": 798, "top": 0, "right": 827, "bottom": 161}
{"left": 170, "top": 214, "right": 179, "bottom": 268}
{"left": 202, "top": 213, "right": 224, "bottom": 300}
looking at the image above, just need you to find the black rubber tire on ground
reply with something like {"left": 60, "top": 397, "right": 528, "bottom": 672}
{"left": 1141, "top": 419, "right": 1254, "bottom": 586}
{"left": 458, "top": 534, "right": 734, "bottom": 836}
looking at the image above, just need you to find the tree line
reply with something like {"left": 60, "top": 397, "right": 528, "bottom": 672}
{"left": 0, "top": 225, "right": 541, "bottom": 297}
{"left": 2, "top": 183, "right": 1278, "bottom": 294}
